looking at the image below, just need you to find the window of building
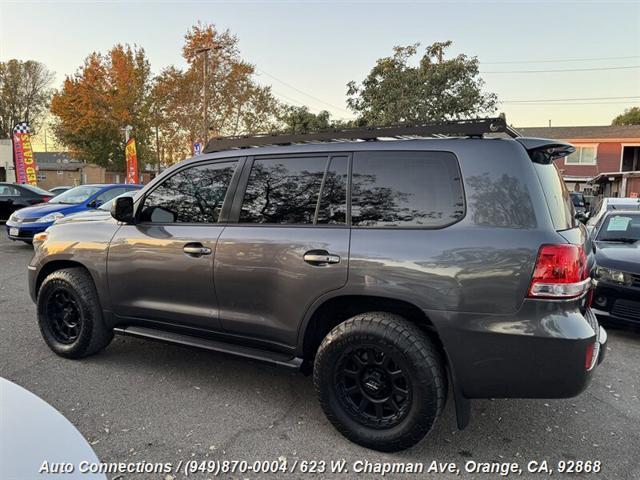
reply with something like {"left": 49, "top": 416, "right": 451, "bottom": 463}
{"left": 139, "top": 161, "right": 237, "bottom": 224}
{"left": 565, "top": 145, "right": 597, "bottom": 165}
{"left": 239, "top": 156, "right": 328, "bottom": 224}
{"left": 351, "top": 151, "right": 465, "bottom": 228}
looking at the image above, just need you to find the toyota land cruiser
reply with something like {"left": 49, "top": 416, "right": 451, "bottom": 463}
{"left": 28, "top": 117, "right": 606, "bottom": 452}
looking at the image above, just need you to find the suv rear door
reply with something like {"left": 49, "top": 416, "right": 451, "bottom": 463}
{"left": 107, "top": 159, "right": 239, "bottom": 330}
{"left": 214, "top": 154, "right": 350, "bottom": 346}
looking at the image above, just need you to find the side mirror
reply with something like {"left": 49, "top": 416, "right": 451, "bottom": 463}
{"left": 111, "top": 196, "right": 135, "bottom": 224}
{"left": 93, "top": 200, "right": 103, "bottom": 208}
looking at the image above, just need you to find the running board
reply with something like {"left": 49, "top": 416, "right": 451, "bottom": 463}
{"left": 113, "top": 326, "right": 303, "bottom": 370}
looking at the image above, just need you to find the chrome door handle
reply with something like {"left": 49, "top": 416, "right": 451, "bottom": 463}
{"left": 183, "top": 243, "right": 212, "bottom": 257}
{"left": 303, "top": 251, "right": 341, "bottom": 265}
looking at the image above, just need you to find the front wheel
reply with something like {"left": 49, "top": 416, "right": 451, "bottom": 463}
{"left": 37, "top": 267, "right": 113, "bottom": 358}
{"left": 313, "top": 312, "right": 446, "bottom": 452}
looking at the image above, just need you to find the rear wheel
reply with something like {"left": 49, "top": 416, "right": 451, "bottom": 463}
{"left": 313, "top": 312, "right": 446, "bottom": 452}
{"left": 37, "top": 267, "right": 113, "bottom": 358}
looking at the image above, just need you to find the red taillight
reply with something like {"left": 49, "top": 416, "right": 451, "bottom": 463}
{"left": 528, "top": 244, "right": 590, "bottom": 298}
{"left": 585, "top": 342, "right": 596, "bottom": 370}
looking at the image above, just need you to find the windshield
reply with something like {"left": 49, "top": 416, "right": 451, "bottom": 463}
{"left": 570, "top": 193, "right": 585, "bottom": 208}
{"left": 98, "top": 190, "right": 138, "bottom": 210}
{"left": 49, "top": 185, "right": 102, "bottom": 204}
{"left": 21, "top": 184, "right": 54, "bottom": 196}
{"left": 597, "top": 213, "right": 640, "bottom": 242}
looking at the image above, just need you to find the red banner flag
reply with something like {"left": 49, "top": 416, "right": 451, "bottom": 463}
{"left": 12, "top": 122, "right": 38, "bottom": 186}
{"left": 125, "top": 138, "right": 139, "bottom": 184}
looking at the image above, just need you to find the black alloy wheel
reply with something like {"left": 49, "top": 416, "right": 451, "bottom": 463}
{"left": 335, "top": 345, "right": 412, "bottom": 429}
{"left": 45, "top": 289, "right": 83, "bottom": 344}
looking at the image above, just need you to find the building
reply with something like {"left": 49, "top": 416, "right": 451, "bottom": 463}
{"left": 33, "top": 152, "right": 103, "bottom": 190}
{"left": 1, "top": 146, "right": 156, "bottom": 188}
{"left": 0, "top": 139, "right": 15, "bottom": 182}
{"left": 518, "top": 125, "right": 640, "bottom": 198}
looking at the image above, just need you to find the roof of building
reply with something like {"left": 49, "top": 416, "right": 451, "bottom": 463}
{"left": 35, "top": 152, "right": 84, "bottom": 171}
{"left": 517, "top": 125, "right": 640, "bottom": 140}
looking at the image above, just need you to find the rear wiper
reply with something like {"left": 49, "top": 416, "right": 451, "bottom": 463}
{"left": 600, "top": 238, "right": 638, "bottom": 243}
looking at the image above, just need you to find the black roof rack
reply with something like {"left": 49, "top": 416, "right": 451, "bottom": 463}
{"left": 204, "top": 116, "right": 521, "bottom": 153}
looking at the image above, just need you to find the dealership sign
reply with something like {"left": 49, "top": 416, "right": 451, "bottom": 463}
{"left": 125, "top": 138, "right": 139, "bottom": 184}
{"left": 12, "top": 122, "right": 38, "bottom": 185}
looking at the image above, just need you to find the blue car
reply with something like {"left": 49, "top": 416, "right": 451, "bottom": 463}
{"left": 6, "top": 184, "right": 142, "bottom": 243}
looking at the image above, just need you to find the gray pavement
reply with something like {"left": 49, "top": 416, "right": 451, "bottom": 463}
{"left": 1, "top": 231, "right": 639, "bottom": 479}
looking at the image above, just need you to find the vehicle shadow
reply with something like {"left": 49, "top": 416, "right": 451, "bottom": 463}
{"left": 83, "top": 334, "right": 611, "bottom": 464}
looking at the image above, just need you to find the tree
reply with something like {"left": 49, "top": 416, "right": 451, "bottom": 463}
{"left": 50, "top": 44, "right": 153, "bottom": 169}
{"left": 150, "top": 22, "right": 281, "bottom": 164}
{"left": 346, "top": 41, "right": 497, "bottom": 125}
{"left": 612, "top": 106, "right": 640, "bottom": 126}
{"left": 0, "top": 59, "right": 54, "bottom": 138}
{"left": 280, "top": 106, "right": 332, "bottom": 133}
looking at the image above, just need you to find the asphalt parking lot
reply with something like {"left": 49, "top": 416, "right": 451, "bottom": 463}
{"left": 1, "top": 231, "right": 639, "bottom": 480}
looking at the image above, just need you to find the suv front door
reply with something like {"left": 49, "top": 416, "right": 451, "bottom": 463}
{"left": 108, "top": 159, "right": 239, "bottom": 331}
{"left": 214, "top": 154, "right": 350, "bottom": 347}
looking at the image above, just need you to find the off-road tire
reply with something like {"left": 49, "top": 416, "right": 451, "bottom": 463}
{"left": 313, "top": 312, "right": 446, "bottom": 452}
{"left": 37, "top": 267, "right": 113, "bottom": 358}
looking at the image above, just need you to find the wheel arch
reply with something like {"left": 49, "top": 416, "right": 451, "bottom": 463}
{"left": 300, "top": 294, "right": 445, "bottom": 363}
{"left": 35, "top": 260, "right": 93, "bottom": 298}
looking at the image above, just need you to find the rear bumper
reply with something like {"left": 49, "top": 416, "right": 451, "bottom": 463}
{"left": 432, "top": 297, "right": 605, "bottom": 399}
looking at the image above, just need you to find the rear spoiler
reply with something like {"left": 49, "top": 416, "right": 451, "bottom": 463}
{"left": 516, "top": 137, "right": 576, "bottom": 164}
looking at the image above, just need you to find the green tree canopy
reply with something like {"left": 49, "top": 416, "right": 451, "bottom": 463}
{"left": 280, "top": 106, "right": 347, "bottom": 134}
{"left": 0, "top": 59, "right": 54, "bottom": 138}
{"left": 347, "top": 41, "right": 497, "bottom": 125}
{"left": 612, "top": 106, "right": 640, "bottom": 126}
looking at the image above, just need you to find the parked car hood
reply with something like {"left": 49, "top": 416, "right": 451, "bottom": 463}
{"left": 594, "top": 241, "right": 640, "bottom": 274}
{"left": 12, "top": 202, "right": 81, "bottom": 219}
{"left": 56, "top": 209, "right": 114, "bottom": 225}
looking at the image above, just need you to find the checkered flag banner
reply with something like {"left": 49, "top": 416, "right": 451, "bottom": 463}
{"left": 13, "top": 122, "right": 31, "bottom": 134}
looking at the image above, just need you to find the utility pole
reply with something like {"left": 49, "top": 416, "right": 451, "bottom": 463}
{"left": 196, "top": 47, "right": 212, "bottom": 145}
{"left": 196, "top": 44, "right": 221, "bottom": 145}
{"left": 155, "top": 124, "right": 161, "bottom": 174}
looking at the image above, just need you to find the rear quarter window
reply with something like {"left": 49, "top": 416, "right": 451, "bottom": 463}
{"left": 351, "top": 151, "right": 465, "bottom": 228}
{"left": 533, "top": 162, "right": 577, "bottom": 230}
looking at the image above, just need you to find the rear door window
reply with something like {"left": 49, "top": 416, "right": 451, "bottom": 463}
{"left": 351, "top": 151, "right": 465, "bottom": 228}
{"left": 533, "top": 163, "right": 576, "bottom": 230}
{"left": 239, "top": 156, "right": 328, "bottom": 224}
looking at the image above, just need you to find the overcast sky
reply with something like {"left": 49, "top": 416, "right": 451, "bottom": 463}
{"left": 1, "top": 0, "right": 639, "bottom": 132}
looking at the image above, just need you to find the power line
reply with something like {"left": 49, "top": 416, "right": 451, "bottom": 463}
{"left": 256, "top": 68, "right": 352, "bottom": 115}
{"left": 482, "top": 65, "right": 640, "bottom": 74}
{"left": 505, "top": 101, "right": 639, "bottom": 106}
{"left": 483, "top": 55, "right": 640, "bottom": 65}
{"left": 269, "top": 88, "right": 352, "bottom": 120}
{"left": 502, "top": 95, "right": 640, "bottom": 103}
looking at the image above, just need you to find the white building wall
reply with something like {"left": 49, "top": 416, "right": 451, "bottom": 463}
{"left": 0, "top": 139, "right": 16, "bottom": 182}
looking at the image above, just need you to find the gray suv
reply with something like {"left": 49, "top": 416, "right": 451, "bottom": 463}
{"left": 28, "top": 118, "right": 607, "bottom": 452}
